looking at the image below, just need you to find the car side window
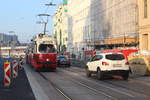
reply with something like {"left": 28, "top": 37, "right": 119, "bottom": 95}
{"left": 91, "top": 56, "right": 96, "bottom": 61}
{"left": 91, "top": 55, "right": 103, "bottom": 61}
{"left": 97, "top": 55, "right": 103, "bottom": 60}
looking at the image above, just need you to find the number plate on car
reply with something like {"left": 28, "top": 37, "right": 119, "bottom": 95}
{"left": 113, "top": 64, "right": 121, "bottom": 67}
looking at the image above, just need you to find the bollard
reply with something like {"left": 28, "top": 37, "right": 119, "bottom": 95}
{"left": 12, "top": 60, "right": 18, "bottom": 78}
{"left": 4, "top": 61, "right": 11, "bottom": 87}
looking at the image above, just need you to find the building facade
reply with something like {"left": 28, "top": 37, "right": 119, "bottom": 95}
{"left": 0, "top": 33, "right": 18, "bottom": 43}
{"left": 139, "top": 0, "right": 150, "bottom": 51}
{"left": 67, "top": 0, "right": 139, "bottom": 57}
{"left": 53, "top": 4, "right": 68, "bottom": 53}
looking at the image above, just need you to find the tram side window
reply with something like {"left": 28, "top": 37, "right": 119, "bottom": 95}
{"left": 39, "top": 44, "right": 56, "bottom": 53}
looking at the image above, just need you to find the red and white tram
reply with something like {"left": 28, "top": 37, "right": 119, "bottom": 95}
{"left": 26, "top": 34, "right": 57, "bottom": 71}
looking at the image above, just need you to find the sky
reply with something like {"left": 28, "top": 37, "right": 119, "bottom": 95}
{"left": 0, "top": 0, "right": 62, "bottom": 43}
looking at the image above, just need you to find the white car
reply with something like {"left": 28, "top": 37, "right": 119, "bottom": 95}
{"left": 86, "top": 53, "right": 129, "bottom": 80}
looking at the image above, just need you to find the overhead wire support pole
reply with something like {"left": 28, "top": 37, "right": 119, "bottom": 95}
{"left": 45, "top": 0, "right": 62, "bottom": 7}
{"left": 45, "top": 3, "right": 56, "bottom": 6}
{"left": 45, "top": 1, "right": 60, "bottom": 51}
{"left": 45, "top": 0, "right": 65, "bottom": 52}
{"left": 44, "top": 22, "right": 47, "bottom": 35}
{"left": 37, "top": 14, "right": 50, "bottom": 35}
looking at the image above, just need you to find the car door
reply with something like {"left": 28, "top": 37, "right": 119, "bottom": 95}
{"left": 88, "top": 56, "right": 96, "bottom": 71}
{"left": 92, "top": 55, "right": 103, "bottom": 71}
{"left": 88, "top": 55, "right": 102, "bottom": 71}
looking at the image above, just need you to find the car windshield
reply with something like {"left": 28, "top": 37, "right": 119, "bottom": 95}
{"left": 105, "top": 54, "right": 125, "bottom": 60}
{"left": 39, "top": 44, "right": 56, "bottom": 53}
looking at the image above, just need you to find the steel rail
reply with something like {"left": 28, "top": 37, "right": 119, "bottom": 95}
{"left": 61, "top": 67, "right": 150, "bottom": 98}
{"left": 54, "top": 69, "right": 117, "bottom": 100}
{"left": 38, "top": 72, "right": 72, "bottom": 100}
{"left": 102, "top": 80, "right": 150, "bottom": 97}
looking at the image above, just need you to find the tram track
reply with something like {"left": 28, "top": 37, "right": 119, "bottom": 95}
{"left": 25, "top": 59, "right": 150, "bottom": 100}
{"left": 36, "top": 66, "right": 150, "bottom": 100}
{"left": 65, "top": 66, "right": 150, "bottom": 87}
{"left": 60, "top": 67, "right": 150, "bottom": 98}
{"left": 54, "top": 69, "right": 121, "bottom": 100}
{"left": 102, "top": 79, "right": 150, "bottom": 97}
{"left": 59, "top": 69, "right": 138, "bottom": 98}
{"left": 65, "top": 76, "right": 117, "bottom": 100}
{"left": 40, "top": 70, "right": 117, "bottom": 100}
{"left": 38, "top": 72, "right": 72, "bottom": 100}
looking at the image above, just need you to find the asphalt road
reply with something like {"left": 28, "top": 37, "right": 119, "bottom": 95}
{"left": 0, "top": 58, "right": 35, "bottom": 100}
{"left": 25, "top": 64, "right": 150, "bottom": 100}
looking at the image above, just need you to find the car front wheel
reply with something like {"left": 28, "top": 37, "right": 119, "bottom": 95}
{"left": 86, "top": 67, "right": 91, "bottom": 77}
{"left": 97, "top": 68, "right": 104, "bottom": 80}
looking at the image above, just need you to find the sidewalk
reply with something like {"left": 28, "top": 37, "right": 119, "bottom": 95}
{"left": 0, "top": 58, "right": 35, "bottom": 100}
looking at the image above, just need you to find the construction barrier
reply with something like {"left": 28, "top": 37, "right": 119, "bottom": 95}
{"left": 12, "top": 60, "right": 18, "bottom": 78}
{"left": 128, "top": 53, "right": 150, "bottom": 76}
{"left": 4, "top": 61, "right": 11, "bottom": 86}
{"left": 18, "top": 58, "right": 23, "bottom": 70}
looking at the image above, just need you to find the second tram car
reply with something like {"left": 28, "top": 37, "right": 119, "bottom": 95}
{"left": 26, "top": 34, "right": 57, "bottom": 71}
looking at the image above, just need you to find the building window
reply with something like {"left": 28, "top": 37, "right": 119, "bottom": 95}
{"left": 144, "top": 0, "right": 148, "bottom": 18}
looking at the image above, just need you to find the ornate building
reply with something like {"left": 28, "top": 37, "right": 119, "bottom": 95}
{"left": 53, "top": 4, "right": 68, "bottom": 52}
{"left": 67, "top": 0, "right": 139, "bottom": 57}
{"left": 139, "top": 0, "right": 150, "bottom": 51}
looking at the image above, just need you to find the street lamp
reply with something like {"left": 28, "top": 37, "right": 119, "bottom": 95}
{"left": 37, "top": 14, "right": 50, "bottom": 34}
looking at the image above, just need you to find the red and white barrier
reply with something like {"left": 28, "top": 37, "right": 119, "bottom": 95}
{"left": 18, "top": 59, "right": 23, "bottom": 70}
{"left": 13, "top": 60, "right": 18, "bottom": 78}
{"left": 4, "top": 61, "right": 11, "bottom": 86}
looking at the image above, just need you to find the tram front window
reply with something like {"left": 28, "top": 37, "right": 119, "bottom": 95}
{"left": 39, "top": 44, "right": 56, "bottom": 53}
